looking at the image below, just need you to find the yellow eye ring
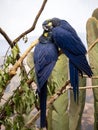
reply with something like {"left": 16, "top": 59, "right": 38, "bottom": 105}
{"left": 44, "top": 32, "right": 48, "bottom": 37}
{"left": 48, "top": 22, "right": 52, "bottom": 26}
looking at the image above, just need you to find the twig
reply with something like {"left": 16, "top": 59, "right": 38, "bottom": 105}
{"left": 83, "top": 75, "right": 98, "bottom": 79}
{"left": 66, "top": 85, "right": 98, "bottom": 90}
{"left": 26, "top": 111, "right": 41, "bottom": 126}
{"left": 87, "top": 38, "right": 98, "bottom": 53}
{"left": 0, "top": 28, "right": 13, "bottom": 47}
{"left": 92, "top": 76, "right": 98, "bottom": 79}
{"left": 79, "top": 86, "right": 98, "bottom": 90}
{"left": 13, "top": 0, "right": 48, "bottom": 44}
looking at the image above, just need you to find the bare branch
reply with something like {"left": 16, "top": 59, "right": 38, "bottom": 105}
{"left": 13, "top": 0, "right": 48, "bottom": 44}
{"left": 79, "top": 85, "right": 98, "bottom": 90}
{"left": 83, "top": 75, "right": 98, "bottom": 79}
{"left": 0, "top": 28, "right": 13, "bottom": 47}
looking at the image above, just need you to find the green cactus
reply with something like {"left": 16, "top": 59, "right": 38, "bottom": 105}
{"left": 47, "top": 54, "right": 69, "bottom": 130}
{"left": 48, "top": 92, "right": 69, "bottom": 130}
{"left": 92, "top": 8, "right": 98, "bottom": 20}
{"left": 69, "top": 76, "right": 86, "bottom": 130}
{"left": 86, "top": 12, "right": 98, "bottom": 130}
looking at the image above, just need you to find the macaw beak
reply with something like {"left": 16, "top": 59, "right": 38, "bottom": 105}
{"left": 42, "top": 25, "right": 49, "bottom": 31}
{"left": 42, "top": 21, "right": 53, "bottom": 31}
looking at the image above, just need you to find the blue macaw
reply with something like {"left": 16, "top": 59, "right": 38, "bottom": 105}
{"left": 33, "top": 31, "right": 58, "bottom": 128}
{"left": 42, "top": 18, "right": 93, "bottom": 101}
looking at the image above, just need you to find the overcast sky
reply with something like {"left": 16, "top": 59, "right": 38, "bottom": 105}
{"left": 0, "top": 0, "right": 98, "bottom": 40}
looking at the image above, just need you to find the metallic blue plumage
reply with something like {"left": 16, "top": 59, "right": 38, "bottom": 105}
{"left": 33, "top": 32, "right": 58, "bottom": 128}
{"left": 69, "top": 60, "right": 79, "bottom": 101}
{"left": 42, "top": 18, "right": 93, "bottom": 101}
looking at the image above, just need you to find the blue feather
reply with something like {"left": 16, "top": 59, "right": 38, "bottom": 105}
{"left": 38, "top": 82, "right": 47, "bottom": 128}
{"left": 69, "top": 60, "right": 79, "bottom": 101}
{"left": 45, "top": 18, "right": 93, "bottom": 101}
{"left": 33, "top": 33, "right": 58, "bottom": 128}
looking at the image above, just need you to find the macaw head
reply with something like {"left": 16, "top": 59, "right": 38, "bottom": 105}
{"left": 42, "top": 18, "right": 60, "bottom": 31}
{"left": 39, "top": 31, "right": 53, "bottom": 43}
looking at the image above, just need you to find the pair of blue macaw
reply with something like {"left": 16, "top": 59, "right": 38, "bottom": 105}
{"left": 33, "top": 18, "right": 93, "bottom": 128}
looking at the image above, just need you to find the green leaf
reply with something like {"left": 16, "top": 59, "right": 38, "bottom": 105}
{"left": 11, "top": 44, "right": 20, "bottom": 59}
{"left": 4, "top": 118, "right": 13, "bottom": 130}
{"left": 6, "top": 55, "right": 13, "bottom": 64}
{"left": 5, "top": 105, "right": 12, "bottom": 116}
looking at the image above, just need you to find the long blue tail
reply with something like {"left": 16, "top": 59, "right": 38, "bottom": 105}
{"left": 63, "top": 49, "right": 93, "bottom": 77}
{"left": 39, "top": 82, "right": 47, "bottom": 128}
{"left": 69, "top": 60, "right": 79, "bottom": 102}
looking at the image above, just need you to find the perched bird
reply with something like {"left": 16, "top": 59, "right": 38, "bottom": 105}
{"left": 33, "top": 31, "right": 58, "bottom": 128}
{"left": 42, "top": 18, "right": 93, "bottom": 101}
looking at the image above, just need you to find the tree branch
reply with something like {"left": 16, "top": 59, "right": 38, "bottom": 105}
{"left": 83, "top": 75, "right": 98, "bottom": 79}
{"left": 0, "top": 28, "right": 13, "bottom": 47}
{"left": 13, "top": 0, "right": 48, "bottom": 44}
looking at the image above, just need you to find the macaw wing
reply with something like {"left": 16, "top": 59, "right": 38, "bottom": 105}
{"left": 35, "top": 61, "right": 56, "bottom": 91}
{"left": 52, "top": 27, "right": 87, "bottom": 55}
{"left": 60, "top": 20, "right": 79, "bottom": 34}
{"left": 71, "top": 55, "right": 93, "bottom": 77}
{"left": 34, "top": 43, "right": 58, "bottom": 91}
{"left": 65, "top": 48, "right": 93, "bottom": 77}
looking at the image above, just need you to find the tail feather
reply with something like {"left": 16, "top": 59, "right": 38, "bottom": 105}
{"left": 69, "top": 54, "right": 93, "bottom": 77}
{"left": 74, "top": 55, "right": 93, "bottom": 77}
{"left": 64, "top": 49, "right": 93, "bottom": 77}
{"left": 39, "top": 82, "right": 47, "bottom": 128}
{"left": 69, "top": 61, "right": 79, "bottom": 101}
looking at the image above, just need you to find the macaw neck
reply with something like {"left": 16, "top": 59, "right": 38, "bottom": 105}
{"left": 39, "top": 36, "right": 52, "bottom": 44}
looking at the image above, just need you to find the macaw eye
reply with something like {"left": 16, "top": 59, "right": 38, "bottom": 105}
{"left": 44, "top": 32, "right": 48, "bottom": 37}
{"left": 47, "top": 22, "right": 52, "bottom": 26}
